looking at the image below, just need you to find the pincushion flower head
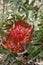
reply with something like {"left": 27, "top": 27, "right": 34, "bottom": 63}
{"left": 4, "top": 20, "right": 34, "bottom": 53}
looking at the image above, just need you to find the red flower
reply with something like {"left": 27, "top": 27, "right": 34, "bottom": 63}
{"left": 4, "top": 20, "right": 34, "bottom": 53}
{"left": 15, "top": 20, "right": 29, "bottom": 27}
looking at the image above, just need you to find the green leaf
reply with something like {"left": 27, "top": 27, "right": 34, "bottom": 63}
{"left": 3, "top": 53, "right": 10, "bottom": 61}
{"left": 3, "top": 0, "right": 9, "bottom": 4}
{"left": 0, "top": 47, "right": 8, "bottom": 53}
{"left": 30, "top": 0, "right": 35, "bottom": 5}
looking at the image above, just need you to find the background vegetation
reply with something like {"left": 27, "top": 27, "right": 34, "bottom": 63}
{"left": 0, "top": 0, "right": 43, "bottom": 65}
